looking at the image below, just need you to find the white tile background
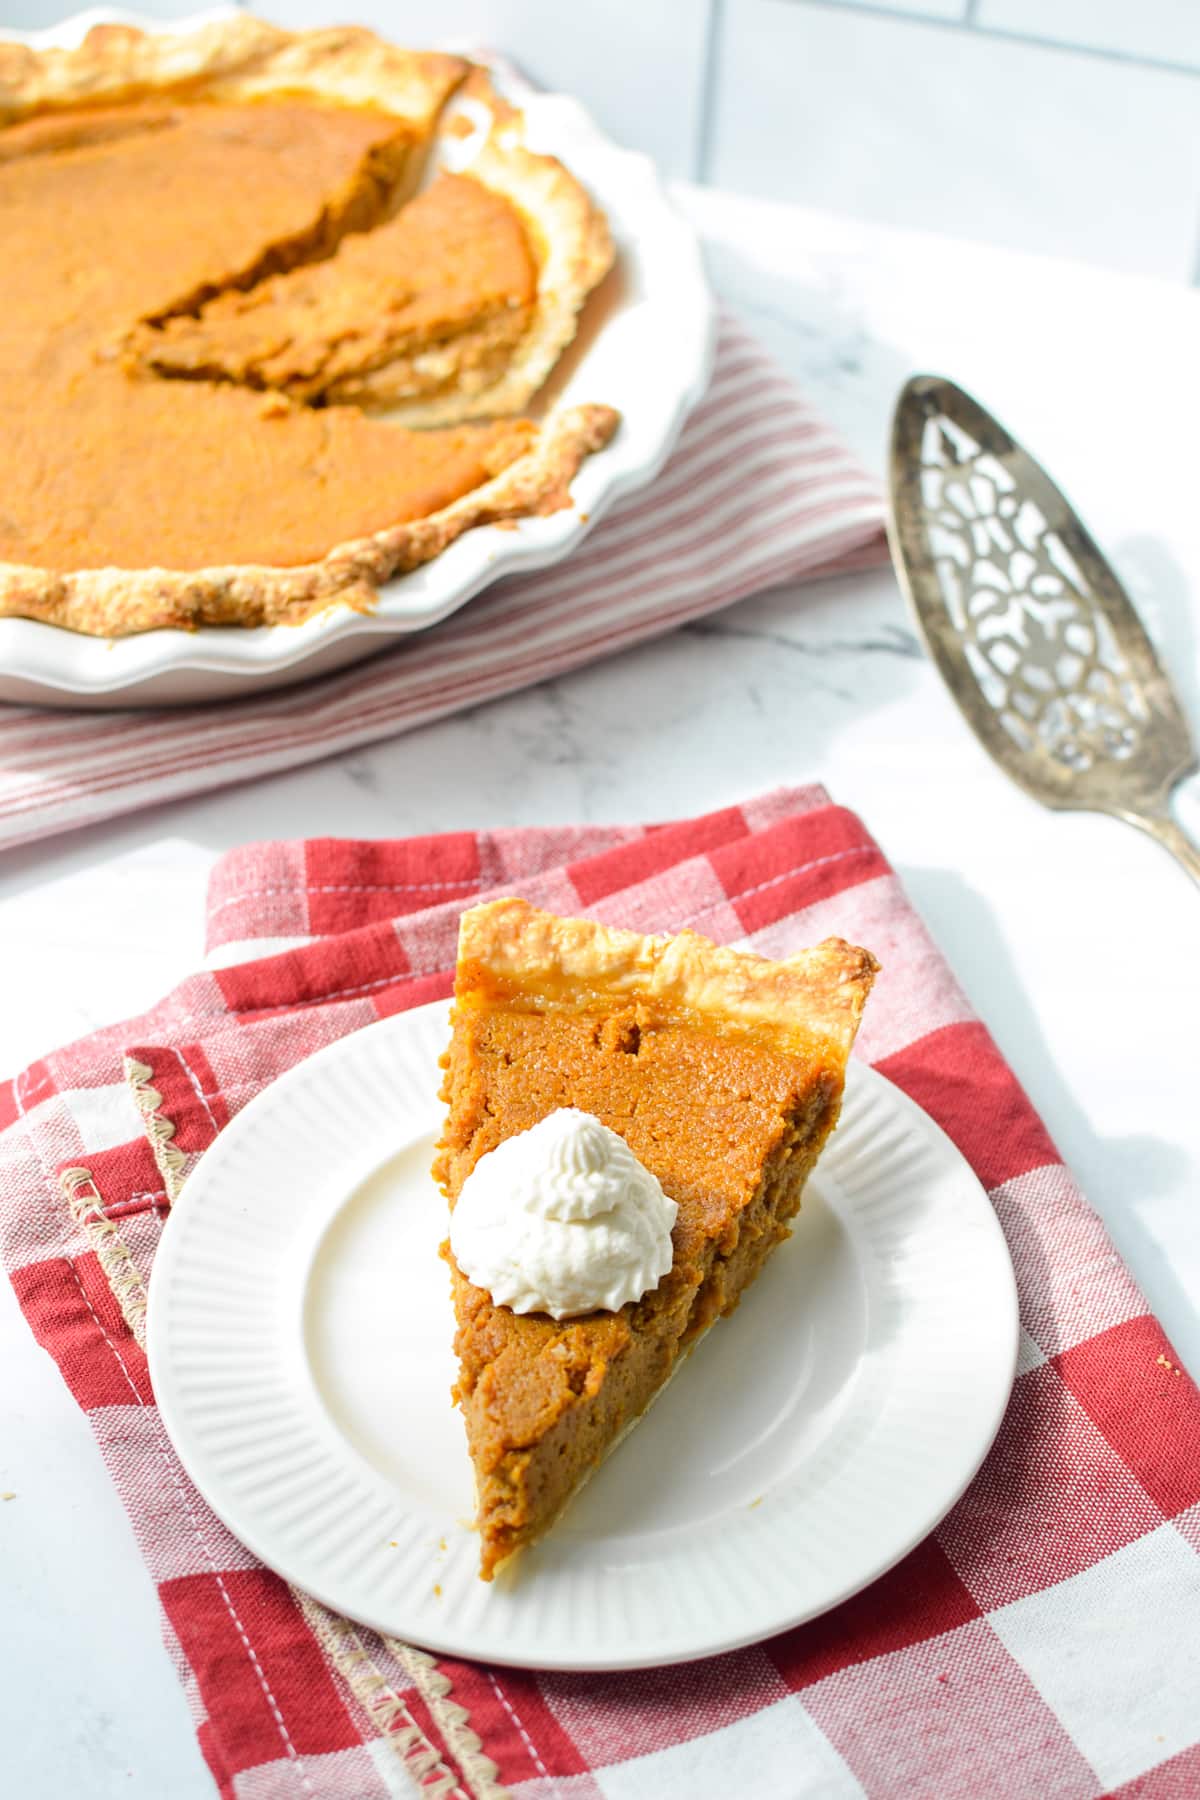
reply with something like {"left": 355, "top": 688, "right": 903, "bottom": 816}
{"left": 8, "top": 0, "right": 1200, "bottom": 281}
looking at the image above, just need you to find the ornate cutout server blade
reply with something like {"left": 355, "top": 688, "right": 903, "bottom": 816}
{"left": 887, "top": 375, "right": 1199, "bottom": 887}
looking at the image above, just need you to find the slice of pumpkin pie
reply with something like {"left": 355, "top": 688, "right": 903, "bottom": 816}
{"left": 433, "top": 898, "right": 878, "bottom": 1579}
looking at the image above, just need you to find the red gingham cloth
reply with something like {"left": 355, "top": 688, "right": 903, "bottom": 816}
{"left": 0, "top": 316, "right": 885, "bottom": 852}
{"left": 3, "top": 785, "right": 1199, "bottom": 1800}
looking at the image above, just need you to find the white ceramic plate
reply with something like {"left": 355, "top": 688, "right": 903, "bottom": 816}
{"left": 0, "top": 10, "right": 715, "bottom": 709}
{"left": 147, "top": 999, "right": 1019, "bottom": 1671}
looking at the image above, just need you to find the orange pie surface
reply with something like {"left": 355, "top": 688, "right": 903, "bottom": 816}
{"left": 0, "top": 20, "right": 617, "bottom": 634}
{"left": 0, "top": 100, "right": 535, "bottom": 575}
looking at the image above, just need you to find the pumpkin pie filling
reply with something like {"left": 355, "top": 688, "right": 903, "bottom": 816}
{"left": 0, "top": 98, "right": 539, "bottom": 576}
{"left": 434, "top": 900, "right": 879, "bottom": 1578}
{"left": 127, "top": 171, "right": 541, "bottom": 411}
{"left": 0, "top": 20, "right": 618, "bottom": 633}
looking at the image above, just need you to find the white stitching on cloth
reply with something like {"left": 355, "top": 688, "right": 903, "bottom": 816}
{"left": 225, "top": 968, "right": 405, "bottom": 1013}
{"left": 208, "top": 875, "right": 484, "bottom": 920}
{"left": 58, "top": 1253, "right": 315, "bottom": 1797}
{"left": 203, "top": 835, "right": 857, "bottom": 926}
{"left": 173, "top": 1045, "right": 221, "bottom": 1142}
{"left": 487, "top": 1675, "right": 563, "bottom": 1800}
{"left": 98, "top": 1193, "right": 167, "bottom": 1223}
{"left": 65, "top": 1177, "right": 166, "bottom": 1225}
{"left": 677, "top": 843, "right": 876, "bottom": 933}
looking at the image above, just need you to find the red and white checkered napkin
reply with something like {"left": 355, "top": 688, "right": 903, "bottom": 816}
{"left": 0, "top": 316, "right": 885, "bottom": 852}
{"left": 4, "top": 785, "right": 1199, "bottom": 1800}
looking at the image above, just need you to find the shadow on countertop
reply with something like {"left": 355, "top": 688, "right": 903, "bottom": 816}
{"left": 898, "top": 860, "right": 1195, "bottom": 1360}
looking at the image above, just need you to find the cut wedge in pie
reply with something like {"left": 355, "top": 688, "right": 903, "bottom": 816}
{"left": 433, "top": 898, "right": 879, "bottom": 1579}
{"left": 0, "top": 19, "right": 617, "bottom": 636}
{"left": 124, "top": 73, "right": 613, "bottom": 427}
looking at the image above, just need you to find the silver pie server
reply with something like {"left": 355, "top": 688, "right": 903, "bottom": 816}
{"left": 887, "top": 375, "right": 1200, "bottom": 887}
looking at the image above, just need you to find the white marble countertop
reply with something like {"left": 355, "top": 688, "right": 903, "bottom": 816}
{"left": 2, "top": 187, "right": 1199, "bottom": 1797}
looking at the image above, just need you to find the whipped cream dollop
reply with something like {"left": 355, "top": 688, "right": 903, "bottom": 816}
{"left": 449, "top": 1108, "right": 678, "bottom": 1320}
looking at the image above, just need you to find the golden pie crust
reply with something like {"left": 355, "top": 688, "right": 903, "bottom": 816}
{"left": 0, "top": 19, "right": 618, "bottom": 636}
{"left": 434, "top": 899, "right": 879, "bottom": 1578}
{"left": 455, "top": 896, "right": 879, "bottom": 1058}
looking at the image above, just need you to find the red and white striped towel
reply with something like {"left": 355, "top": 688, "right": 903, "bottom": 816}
{"left": 0, "top": 317, "right": 885, "bottom": 852}
{"left": 2, "top": 786, "right": 1199, "bottom": 1799}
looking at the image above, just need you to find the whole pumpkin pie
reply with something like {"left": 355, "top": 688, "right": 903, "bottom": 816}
{"left": 0, "top": 19, "right": 617, "bottom": 636}
{"left": 433, "top": 899, "right": 879, "bottom": 1579}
